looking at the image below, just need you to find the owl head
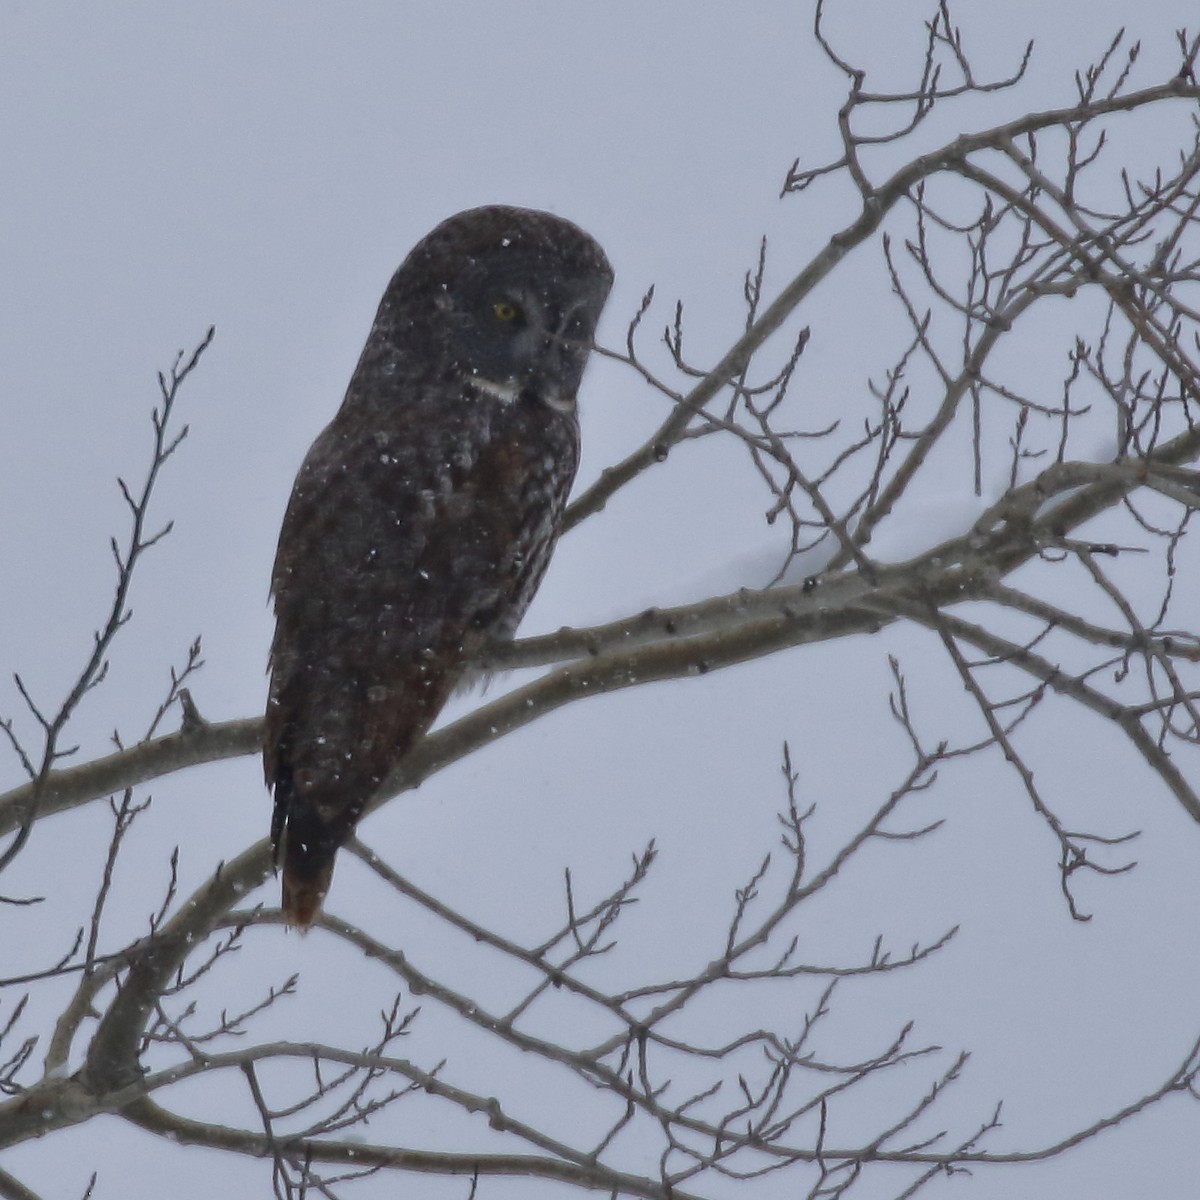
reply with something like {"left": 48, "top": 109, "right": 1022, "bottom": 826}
{"left": 368, "top": 205, "right": 614, "bottom": 413}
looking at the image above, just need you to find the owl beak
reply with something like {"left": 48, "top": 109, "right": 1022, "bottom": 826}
{"left": 529, "top": 334, "right": 587, "bottom": 413}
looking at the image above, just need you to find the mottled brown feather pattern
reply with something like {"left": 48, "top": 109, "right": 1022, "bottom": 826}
{"left": 265, "top": 206, "right": 612, "bottom": 927}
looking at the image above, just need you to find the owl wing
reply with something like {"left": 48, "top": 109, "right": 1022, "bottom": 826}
{"left": 264, "top": 403, "right": 577, "bottom": 925}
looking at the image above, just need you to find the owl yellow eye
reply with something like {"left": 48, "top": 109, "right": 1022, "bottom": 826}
{"left": 492, "top": 300, "right": 521, "bottom": 322}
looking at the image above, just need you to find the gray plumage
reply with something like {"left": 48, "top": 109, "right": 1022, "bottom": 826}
{"left": 265, "top": 205, "right": 613, "bottom": 926}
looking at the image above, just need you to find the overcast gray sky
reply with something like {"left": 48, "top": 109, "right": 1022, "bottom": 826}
{"left": 3, "top": 3, "right": 1200, "bottom": 1197}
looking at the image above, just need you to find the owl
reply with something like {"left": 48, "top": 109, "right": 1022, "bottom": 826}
{"left": 264, "top": 206, "right": 613, "bottom": 927}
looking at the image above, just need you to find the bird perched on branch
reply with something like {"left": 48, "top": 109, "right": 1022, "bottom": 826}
{"left": 264, "top": 205, "right": 613, "bottom": 927}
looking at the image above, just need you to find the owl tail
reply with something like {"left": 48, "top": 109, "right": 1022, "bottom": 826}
{"left": 281, "top": 855, "right": 334, "bottom": 931}
{"left": 274, "top": 803, "right": 337, "bottom": 931}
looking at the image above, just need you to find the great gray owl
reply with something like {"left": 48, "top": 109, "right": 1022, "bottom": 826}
{"left": 265, "top": 205, "right": 613, "bottom": 927}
